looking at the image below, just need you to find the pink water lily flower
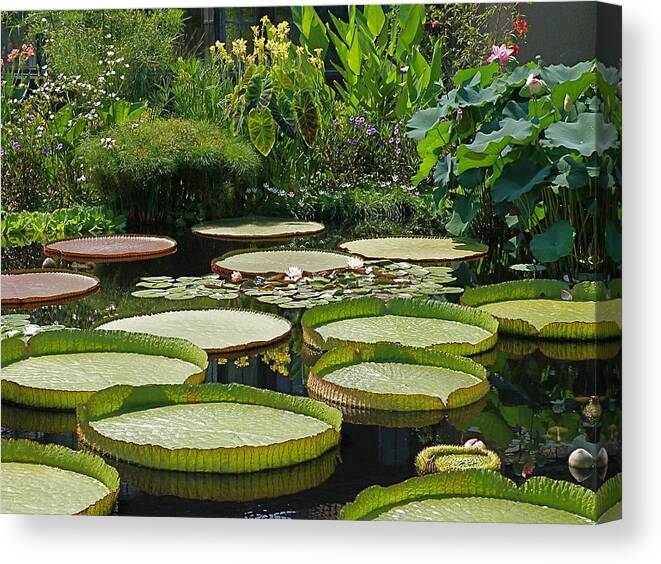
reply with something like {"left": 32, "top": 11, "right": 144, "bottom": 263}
{"left": 285, "top": 266, "right": 303, "bottom": 282}
{"left": 464, "top": 438, "right": 486, "bottom": 449}
{"left": 526, "top": 73, "right": 547, "bottom": 96}
{"left": 486, "top": 44, "right": 513, "bottom": 64}
{"left": 347, "top": 257, "right": 364, "bottom": 271}
{"left": 230, "top": 271, "right": 242, "bottom": 283}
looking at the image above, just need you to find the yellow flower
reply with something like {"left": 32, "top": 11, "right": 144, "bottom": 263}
{"left": 314, "top": 47, "right": 323, "bottom": 57}
{"left": 251, "top": 25, "right": 259, "bottom": 36}
{"left": 260, "top": 14, "right": 270, "bottom": 25}
{"left": 295, "top": 45, "right": 305, "bottom": 56}
{"left": 232, "top": 38, "right": 247, "bottom": 58}
{"left": 209, "top": 45, "right": 216, "bottom": 53}
{"left": 277, "top": 21, "right": 290, "bottom": 38}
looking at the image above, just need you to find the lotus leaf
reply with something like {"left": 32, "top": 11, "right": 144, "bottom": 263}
{"left": 302, "top": 298, "right": 498, "bottom": 356}
{"left": 415, "top": 445, "right": 501, "bottom": 475}
{"left": 1, "top": 439, "right": 119, "bottom": 515}
{"left": 77, "top": 383, "right": 342, "bottom": 473}
{"left": 97, "top": 309, "right": 291, "bottom": 354}
{"left": 1, "top": 330, "right": 207, "bottom": 410}
{"left": 308, "top": 344, "right": 488, "bottom": 411}
{"left": 191, "top": 216, "right": 325, "bottom": 241}
{"left": 340, "top": 470, "right": 621, "bottom": 523}
{"left": 212, "top": 249, "right": 352, "bottom": 278}
{"left": 338, "top": 237, "right": 488, "bottom": 263}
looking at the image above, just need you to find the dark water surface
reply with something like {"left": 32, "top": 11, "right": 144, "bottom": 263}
{"left": 1, "top": 228, "right": 621, "bottom": 518}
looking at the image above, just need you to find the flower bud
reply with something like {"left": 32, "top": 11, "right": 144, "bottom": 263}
{"left": 526, "top": 73, "right": 546, "bottom": 96}
{"left": 563, "top": 93, "right": 573, "bottom": 112}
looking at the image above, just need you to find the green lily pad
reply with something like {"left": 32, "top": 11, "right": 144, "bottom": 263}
{"left": 1, "top": 439, "right": 120, "bottom": 515}
{"left": 77, "top": 383, "right": 342, "bottom": 473}
{"left": 338, "top": 237, "right": 488, "bottom": 263}
{"left": 1, "top": 330, "right": 207, "bottom": 410}
{"left": 340, "top": 470, "right": 621, "bottom": 523}
{"left": 212, "top": 249, "right": 352, "bottom": 278}
{"left": 308, "top": 344, "right": 488, "bottom": 411}
{"left": 97, "top": 309, "right": 292, "bottom": 355}
{"left": 192, "top": 216, "right": 325, "bottom": 241}
{"left": 462, "top": 279, "right": 621, "bottom": 339}
{"left": 302, "top": 297, "right": 498, "bottom": 356}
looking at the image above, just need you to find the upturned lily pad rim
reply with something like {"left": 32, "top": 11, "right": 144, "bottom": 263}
{"left": 461, "top": 279, "right": 621, "bottom": 340}
{"left": 191, "top": 216, "right": 326, "bottom": 242}
{"left": 337, "top": 236, "right": 489, "bottom": 263}
{"left": 112, "top": 447, "right": 340, "bottom": 503}
{"left": 43, "top": 234, "right": 177, "bottom": 263}
{"left": 414, "top": 444, "right": 501, "bottom": 475}
{"left": 77, "top": 383, "right": 342, "bottom": 473}
{"left": 340, "top": 469, "right": 622, "bottom": 522}
{"left": 308, "top": 343, "right": 489, "bottom": 411}
{"left": 1, "top": 329, "right": 208, "bottom": 410}
{"left": 211, "top": 248, "right": 353, "bottom": 279}
{"left": 1, "top": 269, "right": 100, "bottom": 308}
{"left": 301, "top": 297, "right": 499, "bottom": 356}
{"left": 1, "top": 438, "right": 120, "bottom": 516}
{"left": 95, "top": 308, "right": 292, "bottom": 356}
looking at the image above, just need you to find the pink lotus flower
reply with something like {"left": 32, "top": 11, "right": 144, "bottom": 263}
{"left": 526, "top": 73, "right": 547, "bottom": 96}
{"left": 285, "top": 266, "right": 303, "bottom": 282}
{"left": 486, "top": 44, "right": 513, "bottom": 64}
{"left": 230, "top": 271, "right": 242, "bottom": 283}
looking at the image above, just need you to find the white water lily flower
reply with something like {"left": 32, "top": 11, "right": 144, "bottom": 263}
{"left": 464, "top": 438, "right": 486, "bottom": 449}
{"left": 285, "top": 266, "right": 303, "bottom": 282}
{"left": 347, "top": 257, "right": 364, "bottom": 270}
{"left": 24, "top": 324, "right": 40, "bottom": 336}
{"left": 560, "top": 289, "right": 573, "bottom": 301}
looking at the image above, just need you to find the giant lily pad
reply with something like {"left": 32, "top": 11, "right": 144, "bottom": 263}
{"left": 338, "top": 237, "right": 488, "bottom": 263}
{"left": 97, "top": 309, "right": 292, "bottom": 355}
{"left": 415, "top": 444, "right": 501, "bottom": 475}
{"left": 77, "top": 383, "right": 342, "bottom": 473}
{"left": 1, "top": 439, "right": 119, "bottom": 515}
{"left": 192, "top": 216, "right": 325, "bottom": 241}
{"left": 1, "top": 330, "right": 208, "bottom": 410}
{"left": 112, "top": 448, "right": 339, "bottom": 503}
{"left": 462, "top": 280, "right": 621, "bottom": 339}
{"left": 212, "top": 249, "right": 352, "bottom": 278}
{"left": 302, "top": 298, "right": 498, "bottom": 356}
{"left": 308, "top": 344, "right": 489, "bottom": 411}
{"left": 340, "top": 470, "right": 621, "bottom": 523}
{"left": 1, "top": 269, "right": 99, "bottom": 308}
{"left": 44, "top": 234, "right": 176, "bottom": 263}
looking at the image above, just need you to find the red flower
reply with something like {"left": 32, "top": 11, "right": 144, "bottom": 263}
{"left": 511, "top": 44, "right": 520, "bottom": 56}
{"left": 512, "top": 18, "right": 528, "bottom": 35}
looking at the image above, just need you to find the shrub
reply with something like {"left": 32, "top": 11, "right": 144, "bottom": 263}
{"left": 17, "top": 9, "right": 184, "bottom": 102}
{"left": 75, "top": 119, "right": 261, "bottom": 225}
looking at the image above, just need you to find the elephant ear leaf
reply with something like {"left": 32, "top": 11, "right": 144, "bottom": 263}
{"left": 247, "top": 107, "right": 276, "bottom": 157}
{"left": 271, "top": 94, "right": 298, "bottom": 139}
{"left": 295, "top": 91, "right": 320, "bottom": 147}
{"left": 530, "top": 220, "right": 576, "bottom": 263}
{"left": 246, "top": 74, "right": 272, "bottom": 111}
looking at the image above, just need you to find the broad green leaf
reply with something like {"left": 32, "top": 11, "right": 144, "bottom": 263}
{"left": 364, "top": 4, "right": 386, "bottom": 35}
{"left": 544, "top": 113, "right": 618, "bottom": 156}
{"left": 270, "top": 93, "right": 297, "bottom": 138}
{"left": 412, "top": 121, "right": 453, "bottom": 184}
{"left": 492, "top": 160, "right": 552, "bottom": 203}
{"left": 553, "top": 155, "right": 589, "bottom": 189}
{"left": 605, "top": 221, "right": 622, "bottom": 263}
{"left": 453, "top": 63, "right": 500, "bottom": 88}
{"left": 406, "top": 107, "right": 442, "bottom": 141}
{"left": 446, "top": 195, "right": 480, "bottom": 236}
{"left": 295, "top": 91, "right": 321, "bottom": 147}
{"left": 247, "top": 107, "right": 276, "bottom": 156}
{"left": 530, "top": 220, "right": 576, "bottom": 263}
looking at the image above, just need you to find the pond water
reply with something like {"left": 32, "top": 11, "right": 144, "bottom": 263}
{"left": 1, "top": 227, "right": 621, "bottom": 519}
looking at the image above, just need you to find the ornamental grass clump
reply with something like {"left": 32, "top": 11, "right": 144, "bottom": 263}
{"left": 75, "top": 119, "right": 261, "bottom": 224}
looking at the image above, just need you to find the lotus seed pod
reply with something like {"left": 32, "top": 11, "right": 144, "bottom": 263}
{"left": 464, "top": 438, "right": 486, "bottom": 449}
{"left": 568, "top": 448, "right": 595, "bottom": 469}
{"left": 595, "top": 447, "right": 609, "bottom": 467}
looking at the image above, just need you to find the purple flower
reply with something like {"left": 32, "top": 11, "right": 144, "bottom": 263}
{"left": 395, "top": 138, "right": 401, "bottom": 144}
{"left": 349, "top": 115, "right": 355, "bottom": 122}
{"left": 41, "top": 147, "right": 49, "bottom": 155}
{"left": 393, "top": 126, "right": 400, "bottom": 135}
{"left": 366, "top": 126, "right": 377, "bottom": 136}
{"left": 388, "top": 137, "right": 395, "bottom": 144}
{"left": 56, "top": 143, "right": 63, "bottom": 150}
{"left": 395, "top": 148, "right": 401, "bottom": 155}
{"left": 347, "top": 138, "right": 357, "bottom": 145}
{"left": 356, "top": 116, "right": 366, "bottom": 125}
{"left": 11, "top": 141, "right": 20, "bottom": 150}
{"left": 332, "top": 118, "right": 338, "bottom": 126}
